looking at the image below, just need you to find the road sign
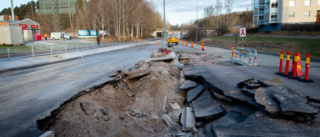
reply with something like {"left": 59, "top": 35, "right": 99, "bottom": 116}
{"left": 39, "top": 0, "right": 76, "bottom": 15}
{"left": 239, "top": 28, "right": 246, "bottom": 37}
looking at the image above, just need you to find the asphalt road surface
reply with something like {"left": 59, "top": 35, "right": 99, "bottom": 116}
{"left": 0, "top": 44, "right": 160, "bottom": 137}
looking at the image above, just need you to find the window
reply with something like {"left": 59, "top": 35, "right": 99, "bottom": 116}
{"left": 305, "top": 0, "right": 311, "bottom": 6}
{"left": 271, "top": 14, "right": 278, "bottom": 19}
{"left": 304, "top": 11, "right": 310, "bottom": 17}
{"left": 289, "top": 1, "right": 295, "bottom": 7}
{"left": 289, "top": 12, "right": 295, "bottom": 17}
{"left": 318, "top": 0, "right": 320, "bottom": 5}
{"left": 271, "top": 2, "right": 278, "bottom": 8}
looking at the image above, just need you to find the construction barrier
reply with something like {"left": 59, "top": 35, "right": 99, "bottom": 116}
{"left": 202, "top": 42, "right": 205, "bottom": 51}
{"left": 230, "top": 47, "right": 257, "bottom": 66}
{"left": 283, "top": 51, "right": 291, "bottom": 77}
{"left": 191, "top": 42, "right": 193, "bottom": 48}
{"left": 186, "top": 41, "right": 188, "bottom": 46}
{"left": 289, "top": 52, "right": 299, "bottom": 79}
{"left": 275, "top": 51, "right": 284, "bottom": 75}
{"left": 299, "top": 53, "right": 314, "bottom": 83}
{"left": 231, "top": 47, "right": 236, "bottom": 58}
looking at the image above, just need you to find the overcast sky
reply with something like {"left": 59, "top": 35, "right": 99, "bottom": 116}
{"left": 150, "top": 0, "right": 253, "bottom": 25}
{"left": 1, "top": 0, "right": 253, "bottom": 25}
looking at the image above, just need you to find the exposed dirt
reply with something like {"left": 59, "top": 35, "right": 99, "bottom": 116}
{"left": 176, "top": 51, "right": 233, "bottom": 66}
{"left": 200, "top": 39, "right": 297, "bottom": 54}
{"left": 38, "top": 61, "right": 184, "bottom": 137}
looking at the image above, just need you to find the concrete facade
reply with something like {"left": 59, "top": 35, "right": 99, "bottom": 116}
{"left": 253, "top": 0, "right": 320, "bottom": 31}
{"left": 282, "top": 0, "right": 320, "bottom": 24}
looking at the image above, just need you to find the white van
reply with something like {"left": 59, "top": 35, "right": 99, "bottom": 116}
{"left": 51, "top": 32, "right": 72, "bottom": 40}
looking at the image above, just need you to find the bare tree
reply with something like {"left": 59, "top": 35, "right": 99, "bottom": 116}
{"left": 215, "top": 0, "right": 222, "bottom": 28}
{"left": 225, "top": 0, "right": 234, "bottom": 27}
{"left": 203, "top": 6, "right": 215, "bottom": 18}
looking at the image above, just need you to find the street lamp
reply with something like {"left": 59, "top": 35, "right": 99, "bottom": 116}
{"left": 163, "top": 0, "right": 166, "bottom": 46}
{"left": 196, "top": 0, "right": 198, "bottom": 42}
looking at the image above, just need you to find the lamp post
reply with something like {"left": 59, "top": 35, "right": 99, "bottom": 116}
{"left": 11, "top": 0, "right": 15, "bottom": 21}
{"left": 196, "top": 0, "right": 198, "bottom": 42}
{"left": 163, "top": 0, "right": 166, "bottom": 46}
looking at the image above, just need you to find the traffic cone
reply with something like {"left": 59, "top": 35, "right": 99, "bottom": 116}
{"left": 191, "top": 42, "right": 193, "bottom": 48}
{"left": 186, "top": 41, "right": 188, "bottom": 46}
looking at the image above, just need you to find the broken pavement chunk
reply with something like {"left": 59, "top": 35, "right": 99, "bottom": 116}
{"left": 170, "top": 102, "right": 181, "bottom": 110}
{"left": 192, "top": 90, "right": 225, "bottom": 118}
{"left": 162, "top": 114, "right": 182, "bottom": 131}
{"left": 127, "top": 69, "right": 151, "bottom": 79}
{"left": 187, "top": 85, "right": 204, "bottom": 102}
{"left": 118, "top": 67, "right": 129, "bottom": 75}
{"left": 237, "top": 78, "right": 254, "bottom": 89}
{"left": 179, "top": 80, "right": 198, "bottom": 90}
{"left": 180, "top": 107, "right": 195, "bottom": 132}
{"left": 80, "top": 102, "right": 96, "bottom": 116}
{"left": 205, "top": 111, "right": 247, "bottom": 136}
{"left": 255, "top": 86, "right": 318, "bottom": 122}
{"left": 245, "top": 83, "right": 261, "bottom": 89}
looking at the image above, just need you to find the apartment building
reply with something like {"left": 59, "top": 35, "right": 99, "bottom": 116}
{"left": 253, "top": 0, "right": 320, "bottom": 31}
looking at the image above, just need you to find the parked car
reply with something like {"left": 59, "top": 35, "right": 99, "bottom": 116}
{"left": 51, "top": 32, "right": 72, "bottom": 40}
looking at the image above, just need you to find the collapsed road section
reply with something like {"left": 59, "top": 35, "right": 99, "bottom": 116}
{"left": 37, "top": 51, "right": 320, "bottom": 137}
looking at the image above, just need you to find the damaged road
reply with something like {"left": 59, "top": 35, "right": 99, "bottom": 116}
{"left": 37, "top": 48, "right": 320, "bottom": 137}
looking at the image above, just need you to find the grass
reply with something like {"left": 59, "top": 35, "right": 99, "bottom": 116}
{"left": 206, "top": 36, "right": 320, "bottom": 59}
{"left": 0, "top": 45, "right": 32, "bottom": 54}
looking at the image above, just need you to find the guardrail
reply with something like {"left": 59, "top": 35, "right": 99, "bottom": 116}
{"left": 230, "top": 47, "right": 258, "bottom": 66}
{"left": 0, "top": 39, "right": 152, "bottom": 61}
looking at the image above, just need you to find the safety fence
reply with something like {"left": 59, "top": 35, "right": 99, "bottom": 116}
{"left": 0, "top": 39, "right": 151, "bottom": 61}
{"left": 230, "top": 47, "right": 258, "bottom": 66}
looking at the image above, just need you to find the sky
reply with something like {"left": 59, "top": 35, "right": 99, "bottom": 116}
{"left": 150, "top": 0, "right": 253, "bottom": 25}
{"left": 1, "top": 0, "right": 253, "bottom": 25}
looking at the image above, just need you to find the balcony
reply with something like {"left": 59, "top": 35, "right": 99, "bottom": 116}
{"left": 259, "top": 20, "right": 264, "bottom": 24}
{"left": 271, "top": 18, "right": 277, "bottom": 22}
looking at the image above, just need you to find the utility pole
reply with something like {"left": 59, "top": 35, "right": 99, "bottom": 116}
{"left": 10, "top": 0, "right": 15, "bottom": 21}
{"left": 163, "top": 0, "right": 166, "bottom": 46}
{"left": 181, "top": 15, "right": 183, "bottom": 39}
{"left": 196, "top": 0, "right": 198, "bottom": 42}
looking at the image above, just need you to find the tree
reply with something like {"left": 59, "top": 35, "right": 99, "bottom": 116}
{"left": 203, "top": 6, "right": 214, "bottom": 18}
{"left": 215, "top": 0, "right": 222, "bottom": 28}
{"left": 225, "top": 0, "right": 234, "bottom": 27}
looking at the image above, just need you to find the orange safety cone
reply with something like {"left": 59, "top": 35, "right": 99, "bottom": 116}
{"left": 186, "top": 41, "right": 188, "bottom": 46}
{"left": 181, "top": 40, "right": 183, "bottom": 45}
{"left": 191, "top": 41, "right": 193, "bottom": 48}
{"left": 157, "top": 41, "right": 159, "bottom": 46}
{"left": 202, "top": 42, "right": 205, "bottom": 51}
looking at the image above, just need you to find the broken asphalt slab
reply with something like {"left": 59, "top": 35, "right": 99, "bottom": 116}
{"left": 192, "top": 89, "right": 225, "bottom": 118}
{"left": 205, "top": 111, "right": 246, "bottom": 137}
{"left": 183, "top": 65, "right": 320, "bottom": 102}
{"left": 187, "top": 85, "right": 204, "bottom": 102}
{"left": 0, "top": 41, "right": 154, "bottom": 72}
{"left": 209, "top": 112, "right": 320, "bottom": 137}
{"left": 255, "top": 86, "right": 318, "bottom": 122}
{"left": 179, "top": 80, "right": 198, "bottom": 90}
